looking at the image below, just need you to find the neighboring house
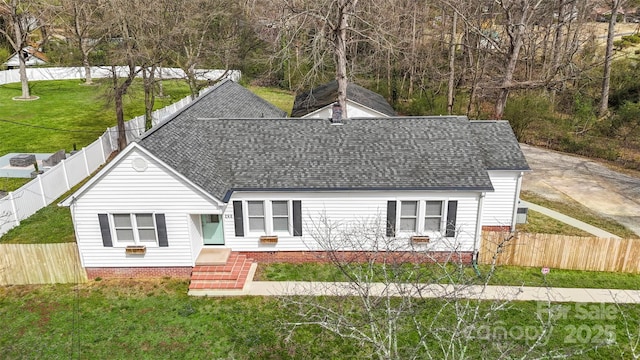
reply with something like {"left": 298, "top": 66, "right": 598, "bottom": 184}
{"left": 291, "top": 80, "right": 396, "bottom": 118}
{"left": 3, "top": 46, "right": 48, "bottom": 69}
{"left": 61, "top": 79, "right": 529, "bottom": 281}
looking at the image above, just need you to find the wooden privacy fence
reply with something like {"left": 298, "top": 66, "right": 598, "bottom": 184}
{"left": 479, "top": 231, "right": 640, "bottom": 273}
{"left": 0, "top": 243, "right": 87, "bottom": 285}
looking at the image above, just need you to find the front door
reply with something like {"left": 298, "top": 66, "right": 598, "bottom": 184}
{"left": 201, "top": 214, "right": 224, "bottom": 245}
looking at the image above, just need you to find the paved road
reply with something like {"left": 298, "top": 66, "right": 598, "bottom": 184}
{"left": 520, "top": 144, "right": 640, "bottom": 237}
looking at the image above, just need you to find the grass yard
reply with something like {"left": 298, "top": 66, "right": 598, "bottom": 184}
{"left": 0, "top": 278, "right": 639, "bottom": 359}
{"left": 0, "top": 177, "right": 30, "bottom": 193}
{"left": 247, "top": 85, "right": 295, "bottom": 115}
{"left": 256, "top": 262, "right": 640, "bottom": 290}
{"left": 520, "top": 191, "right": 637, "bottom": 238}
{"left": 516, "top": 209, "right": 592, "bottom": 236}
{"left": 0, "top": 79, "right": 191, "bottom": 155}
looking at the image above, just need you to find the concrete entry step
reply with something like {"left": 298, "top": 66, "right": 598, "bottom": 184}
{"left": 195, "top": 247, "right": 231, "bottom": 265}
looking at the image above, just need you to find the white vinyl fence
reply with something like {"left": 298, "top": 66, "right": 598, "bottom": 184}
{"left": 0, "top": 67, "right": 240, "bottom": 237}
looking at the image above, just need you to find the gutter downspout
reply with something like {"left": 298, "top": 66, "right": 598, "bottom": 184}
{"left": 510, "top": 172, "right": 524, "bottom": 231}
{"left": 472, "top": 192, "right": 486, "bottom": 276}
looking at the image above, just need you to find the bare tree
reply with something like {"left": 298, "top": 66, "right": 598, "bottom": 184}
{"left": 257, "top": 0, "right": 376, "bottom": 119}
{"left": 0, "top": 0, "right": 44, "bottom": 99}
{"left": 98, "top": 0, "right": 178, "bottom": 149}
{"left": 279, "top": 217, "right": 564, "bottom": 359}
{"left": 599, "top": 0, "right": 624, "bottom": 117}
{"left": 60, "top": 0, "right": 104, "bottom": 85}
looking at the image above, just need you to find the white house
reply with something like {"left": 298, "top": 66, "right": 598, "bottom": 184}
{"left": 61, "top": 79, "right": 529, "bottom": 289}
{"left": 3, "top": 46, "right": 48, "bottom": 69}
{"left": 291, "top": 80, "right": 397, "bottom": 118}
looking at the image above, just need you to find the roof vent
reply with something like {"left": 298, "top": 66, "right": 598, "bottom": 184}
{"left": 331, "top": 102, "right": 342, "bottom": 124}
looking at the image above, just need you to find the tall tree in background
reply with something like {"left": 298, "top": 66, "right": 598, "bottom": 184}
{"left": 167, "top": 0, "right": 241, "bottom": 100}
{"left": 258, "top": 0, "right": 365, "bottom": 118}
{"left": 0, "top": 0, "right": 43, "bottom": 99}
{"left": 62, "top": 0, "right": 104, "bottom": 85}
{"left": 100, "top": 0, "right": 172, "bottom": 150}
{"left": 599, "top": 0, "right": 624, "bottom": 117}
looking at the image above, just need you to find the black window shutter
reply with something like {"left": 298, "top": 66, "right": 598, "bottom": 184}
{"left": 98, "top": 214, "right": 113, "bottom": 247}
{"left": 445, "top": 201, "right": 458, "bottom": 237}
{"left": 386, "top": 201, "right": 397, "bottom": 237}
{"left": 292, "top": 200, "right": 302, "bottom": 236}
{"left": 233, "top": 201, "right": 244, "bottom": 237}
{"left": 155, "top": 214, "right": 168, "bottom": 247}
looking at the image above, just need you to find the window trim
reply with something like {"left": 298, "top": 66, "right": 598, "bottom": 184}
{"left": 110, "top": 213, "right": 159, "bottom": 246}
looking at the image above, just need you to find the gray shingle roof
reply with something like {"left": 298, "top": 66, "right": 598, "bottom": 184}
{"left": 291, "top": 80, "right": 397, "bottom": 118}
{"left": 142, "top": 79, "right": 287, "bottom": 140}
{"left": 469, "top": 121, "right": 530, "bottom": 171}
{"left": 141, "top": 116, "right": 496, "bottom": 201}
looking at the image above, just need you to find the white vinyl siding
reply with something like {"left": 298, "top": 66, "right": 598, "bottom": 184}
{"left": 225, "top": 191, "right": 480, "bottom": 253}
{"left": 70, "top": 148, "right": 221, "bottom": 267}
{"left": 483, "top": 171, "right": 520, "bottom": 227}
{"left": 301, "top": 100, "right": 389, "bottom": 119}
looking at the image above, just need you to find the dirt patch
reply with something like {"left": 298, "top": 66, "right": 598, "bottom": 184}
{"left": 520, "top": 144, "right": 640, "bottom": 237}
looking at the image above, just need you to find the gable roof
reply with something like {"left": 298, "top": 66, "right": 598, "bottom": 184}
{"left": 143, "top": 79, "right": 287, "bottom": 139}
{"left": 469, "top": 120, "right": 530, "bottom": 171}
{"left": 291, "top": 80, "right": 396, "bottom": 118}
{"left": 4, "top": 46, "right": 48, "bottom": 67}
{"left": 140, "top": 116, "right": 499, "bottom": 201}
{"left": 59, "top": 142, "right": 224, "bottom": 207}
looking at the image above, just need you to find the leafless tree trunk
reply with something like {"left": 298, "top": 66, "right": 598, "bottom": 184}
{"left": 447, "top": 11, "right": 457, "bottom": 115}
{"left": 142, "top": 66, "right": 157, "bottom": 130}
{"left": 599, "top": 0, "right": 623, "bottom": 117}
{"left": 0, "top": 0, "right": 43, "bottom": 99}
{"left": 494, "top": 0, "right": 543, "bottom": 119}
{"left": 334, "top": 0, "right": 358, "bottom": 118}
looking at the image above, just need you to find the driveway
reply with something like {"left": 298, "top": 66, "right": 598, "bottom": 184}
{"left": 520, "top": 144, "right": 640, "bottom": 237}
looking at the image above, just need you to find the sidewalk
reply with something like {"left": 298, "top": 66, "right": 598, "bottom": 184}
{"left": 242, "top": 281, "right": 640, "bottom": 303}
{"left": 520, "top": 200, "right": 621, "bottom": 239}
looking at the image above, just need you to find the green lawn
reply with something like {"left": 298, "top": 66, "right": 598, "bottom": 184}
{"left": 0, "top": 79, "right": 191, "bottom": 155}
{"left": 0, "top": 279, "right": 638, "bottom": 359}
{"left": 247, "top": 85, "right": 294, "bottom": 115}
{"left": 520, "top": 191, "right": 637, "bottom": 238}
{"left": 256, "top": 262, "right": 640, "bottom": 290}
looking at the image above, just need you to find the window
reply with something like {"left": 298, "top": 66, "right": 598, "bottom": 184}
{"left": 112, "top": 213, "right": 157, "bottom": 244}
{"left": 424, "top": 201, "right": 443, "bottom": 232}
{"left": 272, "top": 201, "right": 290, "bottom": 232}
{"left": 247, "top": 201, "right": 265, "bottom": 232}
{"left": 399, "top": 201, "right": 418, "bottom": 231}
{"left": 392, "top": 200, "right": 456, "bottom": 237}
{"left": 236, "top": 200, "right": 301, "bottom": 236}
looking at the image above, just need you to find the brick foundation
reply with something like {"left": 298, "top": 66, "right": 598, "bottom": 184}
{"left": 85, "top": 267, "right": 193, "bottom": 280}
{"left": 239, "top": 251, "right": 472, "bottom": 264}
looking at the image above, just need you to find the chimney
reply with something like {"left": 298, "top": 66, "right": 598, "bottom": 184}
{"left": 331, "top": 102, "right": 342, "bottom": 123}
